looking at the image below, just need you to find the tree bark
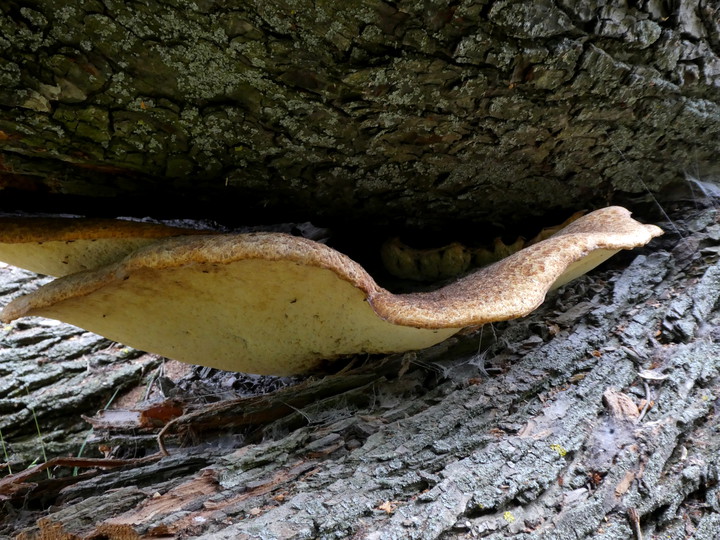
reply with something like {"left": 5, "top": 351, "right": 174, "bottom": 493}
{"left": 1, "top": 1, "right": 719, "bottom": 230}
{"left": 2, "top": 201, "right": 720, "bottom": 539}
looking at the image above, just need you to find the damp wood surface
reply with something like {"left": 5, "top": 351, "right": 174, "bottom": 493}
{"left": 2, "top": 1, "right": 720, "bottom": 230}
{"left": 0, "top": 202, "right": 719, "bottom": 538}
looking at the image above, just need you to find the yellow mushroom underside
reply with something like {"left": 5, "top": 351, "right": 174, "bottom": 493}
{"left": 0, "top": 238, "right": 174, "bottom": 277}
{"left": 0, "top": 207, "right": 663, "bottom": 375}
{"left": 0, "top": 218, "right": 198, "bottom": 277}
{"left": 14, "top": 259, "right": 458, "bottom": 375}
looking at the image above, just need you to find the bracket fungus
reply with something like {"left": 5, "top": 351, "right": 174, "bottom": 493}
{"left": 0, "top": 207, "right": 662, "bottom": 375}
{"left": 0, "top": 217, "right": 199, "bottom": 277}
{"left": 381, "top": 210, "right": 586, "bottom": 281}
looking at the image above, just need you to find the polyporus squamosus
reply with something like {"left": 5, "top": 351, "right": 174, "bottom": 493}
{"left": 0, "top": 218, "right": 199, "bottom": 277}
{"left": 0, "top": 207, "right": 662, "bottom": 375}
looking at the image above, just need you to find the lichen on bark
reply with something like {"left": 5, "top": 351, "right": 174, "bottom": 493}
{"left": 1, "top": 1, "right": 719, "bottom": 230}
{"left": 2, "top": 203, "right": 720, "bottom": 539}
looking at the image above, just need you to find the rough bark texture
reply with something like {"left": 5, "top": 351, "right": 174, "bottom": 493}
{"left": 2, "top": 201, "right": 720, "bottom": 539}
{"left": 1, "top": 1, "right": 720, "bottom": 231}
{"left": 3, "top": 1, "right": 720, "bottom": 537}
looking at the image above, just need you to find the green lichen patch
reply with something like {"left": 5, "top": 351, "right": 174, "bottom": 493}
{"left": 52, "top": 105, "right": 110, "bottom": 143}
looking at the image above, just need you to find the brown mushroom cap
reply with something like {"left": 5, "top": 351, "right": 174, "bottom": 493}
{"left": 0, "top": 207, "right": 662, "bottom": 375}
{"left": 369, "top": 206, "right": 662, "bottom": 327}
{"left": 0, "top": 218, "right": 200, "bottom": 277}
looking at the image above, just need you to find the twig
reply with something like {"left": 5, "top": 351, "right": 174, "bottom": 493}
{"left": 636, "top": 382, "right": 652, "bottom": 423}
{"left": 0, "top": 454, "right": 163, "bottom": 496}
{"left": 627, "top": 507, "right": 643, "bottom": 540}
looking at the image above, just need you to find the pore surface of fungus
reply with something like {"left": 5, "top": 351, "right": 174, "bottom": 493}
{"left": 0, "top": 207, "right": 662, "bottom": 375}
{"left": 0, "top": 218, "right": 200, "bottom": 277}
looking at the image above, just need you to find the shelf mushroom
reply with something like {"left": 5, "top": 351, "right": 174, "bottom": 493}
{"left": 0, "top": 207, "right": 662, "bottom": 375}
{"left": 0, "top": 217, "right": 200, "bottom": 277}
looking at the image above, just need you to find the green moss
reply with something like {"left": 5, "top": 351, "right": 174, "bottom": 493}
{"left": 53, "top": 105, "right": 110, "bottom": 143}
{"left": 220, "top": 13, "right": 263, "bottom": 40}
{"left": 165, "top": 155, "right": 195, "bottom": 177}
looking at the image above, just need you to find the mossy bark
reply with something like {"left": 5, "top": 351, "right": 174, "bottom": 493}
{"left": 1, "top": 1, "right": 719, "bottom": 231}
{"left": 2, "top": 201, "right": 720, "bottom": 539}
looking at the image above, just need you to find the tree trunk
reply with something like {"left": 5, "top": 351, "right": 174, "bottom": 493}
{"left": 2, "top": 201, "right": 720, "bottom": 539}
{"left": 3, "top": 1, "right": 720, "bottom": 538}
{"left": 1, "top": 1, "right": 719, "bottom": 230}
